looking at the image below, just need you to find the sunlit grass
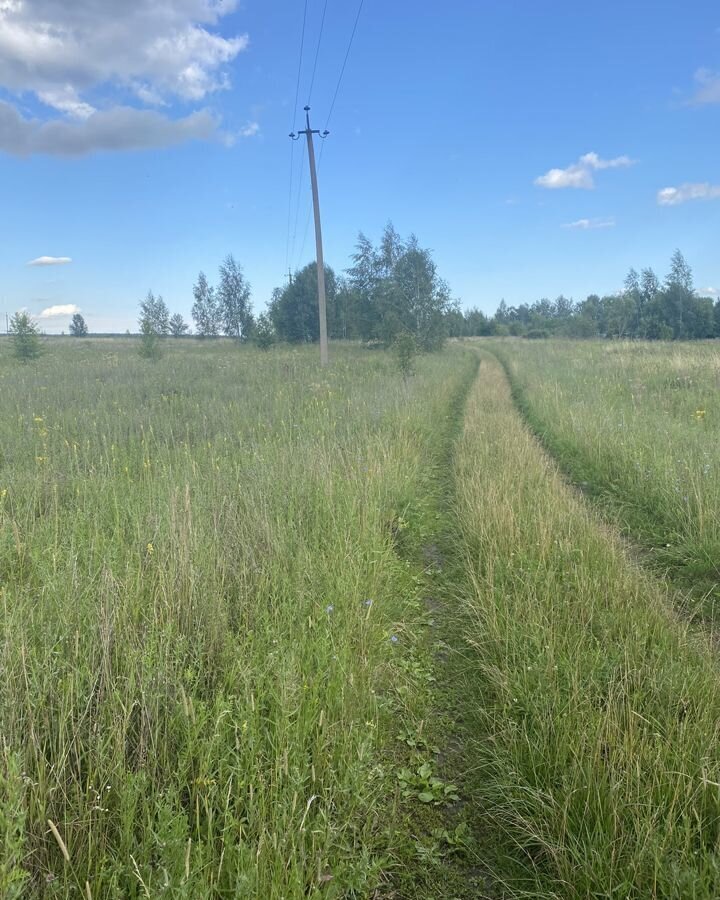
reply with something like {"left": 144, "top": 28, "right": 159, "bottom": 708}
{"left": 0, "top": 338, "right": 475, "bottom": 898}
{"left": 495, "top": 339, "right": 720, "bottom": 613}
{"left": 454, "top": 352, "right": 720, "bottom": 897}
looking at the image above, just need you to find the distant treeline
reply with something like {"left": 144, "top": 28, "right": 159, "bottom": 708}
{"left": 73, "top": 239, "right": 717, "bottom": 346}
{"left": 451, "top": 250, "right": 718, "bottom": 341}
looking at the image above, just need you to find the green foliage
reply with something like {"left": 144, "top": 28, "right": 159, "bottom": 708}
{"left": 0, "top": 752, "right": 28, "bottom": 899}
{"left": 269, "top": 223, "right": 452, "bottom": 350}
{"left": 393, "top": 331, "right": 417, "bottom": 378}
{"left": 138, "top": 318, "right": 161, "bottom": 359}
{"left": 68, "top": 313, "right": 88, "bottom": 337}
{"left": 217, "top": 254, "right": 253, "bottom": 340}
{"left": 346, "top": 224, "right": 450, "bottom": 349}
{"left": 252, "top": 312, "right": 275, "bottom": 350}
{"left": 472, "top": 249, "right": 717, "bottom": 341}
{"left": 139, "top": 290, "right": 170, "bottom": 335}
{"left": 397, "top": 761, "right": 460, "bottom": 805}
{"left": 268, "top": 264, "right": 337, "bottom": 343}
{"left": 191, "top": 271, "right": 221, "bottom": 337}
{"left": 9, "top": 312, "right": 42, "bottom": 361}
{"left": 168, "top": 313, "right": 189, "bottom": 337}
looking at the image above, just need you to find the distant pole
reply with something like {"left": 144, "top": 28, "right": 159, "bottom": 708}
{"left": 290, "top": 107, "right": 330, "bottom": 366}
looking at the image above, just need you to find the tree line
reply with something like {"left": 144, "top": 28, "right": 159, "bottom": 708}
{"left": 136, "top": 225, "right": 452, "bottom": 351}
{"left": 450, "top": 250, "right": 719, "bottom": 341}
{"left": 11, "top": 242, "right": 717, "bottom": 353}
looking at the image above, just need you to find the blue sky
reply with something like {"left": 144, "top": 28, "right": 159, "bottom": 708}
{"left": 1, "top": 0, "right": 719, "bottom": 333}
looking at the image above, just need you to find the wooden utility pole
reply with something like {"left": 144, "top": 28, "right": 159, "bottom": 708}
{"left": 290, "top": 106, "right": 329, "bottom": 366}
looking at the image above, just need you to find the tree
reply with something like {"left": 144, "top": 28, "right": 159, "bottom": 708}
{"left": 138, "top": 318, "right": 161, "bottom": 360}
{"left": 662, "top": 249, "right": 695, "bottom": 339}
{"left": 217, "top": 254, "right": 253, "bottom": 340}
{"left": 252, "top": 313, "right": 276, "bottom": 350}
{"left": 640, "top": 268, "right": 659, "bottom": 304}
{"left": 9, "top": 312, "right": 42, "bottom": 361}
{"left": 388, "top": 238, "right": 450, "bottom": 349}
{"left": 169, "top": 313, "right": 190, "bottom": 337}
{"left": 139, "top": 291, "right": 170, "bottom": 336}
{"left": 69, "top": 313, "right": 88, "bottom": 336}
{"left": 269, "top": 264, "right": 338, "bottom": 343}
{"left": 191, "top": 272, "right": 221, "bottom": 337}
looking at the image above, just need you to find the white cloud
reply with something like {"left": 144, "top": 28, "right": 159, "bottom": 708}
{"left": 239, "top": 121, "right": 260, "bottom": 138}
{"left": 27, "top": 255, "right": 72, "bottom": 266}
{"left": 0, "top": 1, "right": 248, "bottom": 111}
{"left": 38, "top": 304, "right": 80, "bottom": 318}
{"left": 0, "top": 1, "right": 248, "bottom": 154}
{"left": 535, "top": 152, "right": 635, "bottom": 189}
{"left": 562, "top": 217, "right": 616, "bottom": 230}
{"left": 0, "top": 100, "right": 220, "bottom": 156}
{"left": 699, "top": 286, "right": 719, "bottom": 297}
{"left": 657, "top": 183, "right": 720, "bottom": 205}
{"left": 690, "top": 68, "right": 720, "bottom": 105}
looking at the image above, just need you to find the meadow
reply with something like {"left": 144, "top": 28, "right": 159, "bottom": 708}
{"left": 0, "top": 338, "right": 477, "bottom": 898}
{"left": 494, "top": 339, "right": 720, "bottom": 615}
{"left": 4, "top": 335, "right": 720, "bottom": 899}
{"left": 453, "top": 349, "right": 720, "bottom": 898}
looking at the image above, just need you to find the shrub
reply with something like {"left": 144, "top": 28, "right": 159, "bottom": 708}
{"left": 9, "top": 312, "right": 42, "bottom": 362}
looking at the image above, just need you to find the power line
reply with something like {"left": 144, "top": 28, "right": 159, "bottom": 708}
{"left": 324, "top": 0, "right": 364, "bottom": 130}
{"left": 307, "top": 0, "right": 329, "bottom": 105}
{"left": 286, "top": 0, "right": 310, "bottom": 272}
{"left": 292, "top": 0, "right": 309, "bottom": 132}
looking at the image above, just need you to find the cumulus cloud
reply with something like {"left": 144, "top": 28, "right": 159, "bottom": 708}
{"left": 690, "top": 69, "right": 720, "bottom": 105}
{"left": 699, "top": 286, "right": 719, "bottom": 297}
{"left": 27, "top": 255, "right": 72, "bottom": 266}
{"left": 0, "top": 1, "right": 248, "bottom": 154}
{"left": 562, "top": 217, "right": 616, "bottom": 230}
{"left": 0, "top": 0, "right": 248, "bottom": 112}
{"left": 0, "top": 100, "right": 220, "bottom": 156}
{"left": 38, "top": 304, "right": 80, "bottom": 318}
{"left": 535, "top": 152, "right": 635, "bottom": 189}
{"left": 239, "top": 121, "right": 260, "bottom": 138}
{"left": 657, "top": 183, "right": 720, "bottom": 205}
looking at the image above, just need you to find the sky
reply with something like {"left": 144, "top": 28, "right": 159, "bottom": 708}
{"left": 1, "top": 0, "right": 719, "bottom": 333}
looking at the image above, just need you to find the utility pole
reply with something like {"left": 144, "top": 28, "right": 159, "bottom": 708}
{"left": 290, "top": 106, "right": 329, "bottom": 366}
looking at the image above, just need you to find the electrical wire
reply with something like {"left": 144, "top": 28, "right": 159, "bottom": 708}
{"left": 285, "top": 0, "right": 309, "bottom": 273}
{"left": 307, "top": 0, "right": 329, "bottom": 106}
{"left": 324, "top": 0, "right": 364, "bottom": 131}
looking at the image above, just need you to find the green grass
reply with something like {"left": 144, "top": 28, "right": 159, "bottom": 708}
{"left": 453, "top": 352, "right": 720, "bottom": 898}
{"left": 0, "top": 338, "right": 477, "bottom": 898}
{"left": 492, "top": 339, "right": 720, "bottom": 615}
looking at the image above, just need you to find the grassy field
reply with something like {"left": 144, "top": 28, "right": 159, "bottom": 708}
{"left": 453, "top": 352, "right": 720, "bottom": 897}
{"left": 5, "top": 335, "right": 720, "bottom": 899}
{"left": 494, "top": 339, "right": 720, "bottom": 615}
{"left": 0, "top": 338, "right": 477, "bottom": 898}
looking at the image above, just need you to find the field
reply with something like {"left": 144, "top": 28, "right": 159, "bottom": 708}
{"left": 495, "top": 339, "right": 720, "bottom": 615}
{"left": 3, "top": 336, "right": 720, "bottom": 898}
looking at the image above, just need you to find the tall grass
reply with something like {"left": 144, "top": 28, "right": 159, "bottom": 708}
{"left": 454, "top": 353, "right": 720, "bottom": 897}
{"left": 0, "top": 338, "right": 475, "bottom": 897}
{"left": 494, "top": 339, "right": 720, "bottom": 608}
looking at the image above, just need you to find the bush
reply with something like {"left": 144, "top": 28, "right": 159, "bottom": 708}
{"left": 393, "top": 331, "right": 418, "bottom": 379}
{"left": 138, "top": 320, "right": 161, "bottom": 361}
{"left": 252, "top": 314, "right": 276, "bottom": 351}
{"left": 9, "top": 312, "right": 42, "bottom": 362}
